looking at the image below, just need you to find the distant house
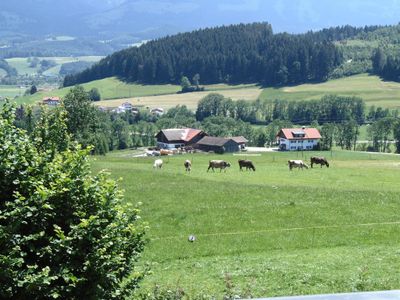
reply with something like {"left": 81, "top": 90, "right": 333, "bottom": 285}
{"left": 112, "top": 102, "right": 139, "bottom": 114}
{"left": 151, "top": 107, "right": 164, "bottom": 116}
{"left": 195, "top": 136, "right": 240, "bottom": 154}
{"left": 42, "top": 96, "right": 61, "bottom": 106}
{"left": 277, "top": 127, "right": 321, "bottom": 151}
{"left": 231, "top": 136, "right": 248, "bottom": 150}
{"left": 155, "top": 128, "right": 207, "bottom": 149}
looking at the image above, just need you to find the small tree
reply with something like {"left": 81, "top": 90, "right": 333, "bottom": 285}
{"left": 30, "top": 85, "right": 37, "bottom": 95}
{"left": 180, "top": 76, "right": 192, "bottom": 92}
{"left": 0, "top": 103, "right": 146, "bottom": 299}
{"left": 88, "top": 87, "right": 101, "bottom": 101}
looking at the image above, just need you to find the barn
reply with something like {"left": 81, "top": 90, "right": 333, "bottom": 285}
{"left": 277, "top": 127, "right": 321, "bottom": 151}
{"left": 195, "top": 136, "right": 240, "bottom": 153}
{"left": 155, "top": 128, "right": 207, "bottom": 149}
{"left": 231, "top": 136, "right": 248, "bottom": 150}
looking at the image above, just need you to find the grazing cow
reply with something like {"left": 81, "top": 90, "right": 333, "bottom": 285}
{"left": 310, "top": 156, "right": 330, "bottom": 168}
{"left": 153, "top": 159, "right": 163, "bottom": 169}
{"left": 184, "top": 160, "right": 192, "bottom": 172}
{"left": 288, "top": 160, "right": 309, "bottom": 170}
{"left": 160, "top": 149, "right": 174, "bottom": 156}
{"left": 238, "top": 159, "right": 256, "bottom": 171}
{"left": 207, "top": 160, "right": 231, "bottom": 172}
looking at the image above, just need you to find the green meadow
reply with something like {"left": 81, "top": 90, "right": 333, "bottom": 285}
{"left": 260, "top": 73, "right": 400, "bottom": 109}
{"left": 91, "top": 150, "right": 400, "bottom": 298}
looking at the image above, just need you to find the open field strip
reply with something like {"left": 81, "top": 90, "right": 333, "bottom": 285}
{"left": 260, "top": 73, "right": 400, "bottom": 108}
{"left": 5, "top": 56, "right": 103, "bottom": 76}
{"left": 0, "top": 85, "right": 25, "bottom": 98}
{"left": 91, "top": 150, "right": 400, "bottom": 297}
{"left": 95, "top": 86, "right": 263, "bottom": 110}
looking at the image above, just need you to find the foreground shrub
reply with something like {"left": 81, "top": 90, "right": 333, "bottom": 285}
{"left": 0, "top": 103, "right": 146, "bottom": 299}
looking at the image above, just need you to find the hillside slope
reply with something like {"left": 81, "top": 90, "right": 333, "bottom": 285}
{"left": 64, "top": 22, "right": 342, "bottom": 87}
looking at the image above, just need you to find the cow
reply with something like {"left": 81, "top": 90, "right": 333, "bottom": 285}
{"left": 160, "top": 149, "right": 174, "bottom": 156}
{"left": 288, "top": 160, "right": 309, "bottom": 170}
{"left": 310, "top": 156, "right": 330, "bottom": 168}
{"left": 207, "top": 160, "right": 231, "bottom": 172}
{"left": 153, "top": 159, "right": 163, "bottom": 169}
{"left": 184, "top": 160, "right": 192, "bottom": 172}
{"left": 238, "top": 159, "right": 255, "bottom": 171}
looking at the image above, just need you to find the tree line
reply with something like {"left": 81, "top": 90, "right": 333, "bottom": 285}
{"left": 12, "top": 86, "right": 400, "bottom": 155}
{"left": 196, "top": 93, "right": 367, "bottom": 125}
{"left": 64, "top": 22, "right": 343, "bottom": 87}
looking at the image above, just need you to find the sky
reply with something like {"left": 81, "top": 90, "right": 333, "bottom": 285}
{"left": 1, "top": 0, "right": 400, "bottom": 37}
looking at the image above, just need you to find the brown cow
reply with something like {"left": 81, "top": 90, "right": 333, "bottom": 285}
{"left": 288, "top": 160, "right": 309, "bottom": 170}
{"left": 238, "top": 159, "right": 255, "bottom": 171}
{"left": 310, "top": 156, "right": 329, "bottom": 168}
{"left": 207, "top": 160, "right": 231, "bottom": 172}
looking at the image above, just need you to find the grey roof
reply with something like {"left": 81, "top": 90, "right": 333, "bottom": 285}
{"left": 247, "top": 290, "right": 400, "bottom": 300}
{"left": 231, "top": 136, "right": 248, "bottom": 143}
{"left": 197, "top": 136, "right": 236, "bottom": 147}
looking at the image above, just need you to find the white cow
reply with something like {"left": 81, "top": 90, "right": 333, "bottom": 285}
{"left": 184, "top": 160, "right": 192, "bottom": 172}
{"left": 288, "top": 160, "right": 309, "bottom": 170}
{"left": 153, "top": 159, "right": 163, "bottom": 169}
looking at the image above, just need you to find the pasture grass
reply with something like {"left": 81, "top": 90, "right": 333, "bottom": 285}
{"left": 90, "top": 150, "right": 400, "bottom": 298}
{"left": 0, "top": 85, "right": 25, "bottom": 98}
{"left": 260, "top": 73, "right": 400, "bottom": 109}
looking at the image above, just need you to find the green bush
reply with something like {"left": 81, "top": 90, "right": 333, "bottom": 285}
{"left": 0, "top": 103, "right": 146, "bottom": 299}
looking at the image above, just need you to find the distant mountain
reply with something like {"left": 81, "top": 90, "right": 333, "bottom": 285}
{"left": 1, "top": 0, "right": 400, "bottom": 39}
{"left": 1, "top": 0, "right": 400, "bottom": 58}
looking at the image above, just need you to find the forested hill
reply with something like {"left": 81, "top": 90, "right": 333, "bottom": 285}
{"left": 63, "top": 23, "right": 343, "bottom": 87}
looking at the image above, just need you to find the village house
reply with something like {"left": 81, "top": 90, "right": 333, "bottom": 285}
{"left": 151, "top": 107, "right": 164, "bottom": 116}
{"left": 42, "top": 96, "right": 61, "bottom": 106}
{"left": 195, "top": 136, "right": 240, "bottom": 154}
{"left": 155, "top": 128, "right": 207, "bottom": 149}
{"left": 276, "top": 127, "right": 321, "bottom": 151}
{"left": 112, "top": 102, "right": 139, "bottom": 114}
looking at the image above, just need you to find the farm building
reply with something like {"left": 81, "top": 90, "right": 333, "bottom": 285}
{"left": 155, "top": 128, "right": 207, "bottom": 149}
{"left": 231, "top": 136, "right": 248, "bottom": 150}
{"left": 42, "top": 96, "right": 61, "bottom": 106}
{"left": 195, "top": 136, "right": 240, "bottom": 153}
{"left": 277, "top": 127, "right": 321, "bottom": 151}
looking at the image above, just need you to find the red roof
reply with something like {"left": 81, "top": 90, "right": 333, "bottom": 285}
{"left": 278, "top": 128, "right": 321, "bottom": 140}
{"left": 42, "top": 96, "right": 60, "bottom": 101}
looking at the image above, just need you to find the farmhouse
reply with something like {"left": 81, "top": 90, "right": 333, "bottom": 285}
{"left": 277, "top": 127, "right": 321, "bottom": 151}
{"left": 195, "top": 136, "right": 240, "bottom": 153}
{"left": 231, "top": 136, "right": 248, "bottom": 150}
{"left": 155, "top": 128, "right": 207, "bottom": 149}
{"left": 42, "top": 96, "right": 61, "bottom": 106}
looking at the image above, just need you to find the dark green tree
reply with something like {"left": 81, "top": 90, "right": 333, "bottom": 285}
{"left": 88, "top": 87, "right": 101, "bottom": 101}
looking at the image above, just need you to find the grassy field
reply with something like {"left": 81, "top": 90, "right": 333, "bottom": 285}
{"left": 0, "top": 85, "right": 25, "bottom": 99}
{"left": 6, "top": 56, "right": 103, "bottom": 77}
{"left": 90, "top": 150, "right": 400, "bottom": 298}
{"left": 95, "top": 86, "right": 262, "bottom": 110}
{"left": 260, "top": 74, "right": 400, "bottom": 109}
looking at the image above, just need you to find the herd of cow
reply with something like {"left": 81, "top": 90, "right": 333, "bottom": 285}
{"left": 152, "top": 156, "right": 330, "bottom": 172}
